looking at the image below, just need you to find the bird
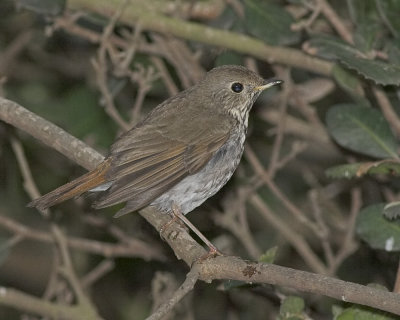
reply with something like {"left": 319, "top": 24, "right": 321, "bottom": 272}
{"left": 28, "top": 65, "right": 282, "bottom": 252}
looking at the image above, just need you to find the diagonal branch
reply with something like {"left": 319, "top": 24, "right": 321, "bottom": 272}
{"left": 2, "top": 97, "right": 400, "bottom": 316}
{"left": 146, "top": 266, "right": 200, "bottom": 320}
{"left": 67, "top": 0, "right": 333, "bottom": 76}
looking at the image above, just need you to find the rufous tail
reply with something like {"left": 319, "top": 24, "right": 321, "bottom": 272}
{"left": 28, "top": 159, "right": 112, "bottom": 211}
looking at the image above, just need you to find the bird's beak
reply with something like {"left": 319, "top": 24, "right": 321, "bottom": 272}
{"left": 254, "top": 79, "right": 283, "bottom": 91}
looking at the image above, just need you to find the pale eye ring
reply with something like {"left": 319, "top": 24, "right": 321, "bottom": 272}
{"left": 231, "top": 82, "right": 244, "bottom": 93}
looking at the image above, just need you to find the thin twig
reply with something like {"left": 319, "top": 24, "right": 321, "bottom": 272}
{"left": 267, "top": 67, "right": 291, "bottom": 178}
{"left": 0, "top": 214, "right": 164, "bottom": 261}
{"left": 373, "top": 86, "right": 400, "bottom": 138}
{"left": 0, "top": 30, "right": 34, "bottom": 75}
{"left": 146, "top": 266, "right": 200, "bottom": 320}
{"left": 51, "top": 225, "right": 90, "bottom": 305}
{"left": 309, "top": 190, "right": 333, "bottom": 267}
{"left": 92, "top": 1, "right": 131, "bottom": 130}
{"left": 3, "top": 96, "right": 400, "bottom": 315}
{"left": 82, "top": 259, "right": 115, "bottom": 288}
{"left": 250, "top": 194, "right": 327, "bottom": 274}
{"left": 151, "top": 56, "right": 179, "bottom": 96}
{"left": 69, "top": 0, "right": 334, "bottom": 76}
{"left": 316, "top": 0, "right": 354, "bottom": 44}
{"left": 0, "top": 234, "right": 24, "bottom": 253}
{"left": 214, "top": 190, "right": 262, "bottom": 259}
{"left": 129, "top": 65, "right": 158, "bottom": 125}
{"left": 291, "top": 2, "right": 322, "bottom": 31}
{"left": 393, "top": 258, "right": 400, "bottom": 293}
{"left": 0, "top": 286, "right": 103, "bottom": 320}
{"left": 245, "top": 146, "right": 318, "bottom": 230}
{"left": 10, "top": 137, "right": 44, "bottom": 200}
{"left": 329, "top": 187, "right": 360, "bottom": 274}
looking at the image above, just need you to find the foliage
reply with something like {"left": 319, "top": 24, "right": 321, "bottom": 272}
{"left": 1, "top": 0, "right": 400, "bottom": 319}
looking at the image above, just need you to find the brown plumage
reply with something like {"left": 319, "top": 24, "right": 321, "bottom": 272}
{"left": 28, "top": 65, "right": 282, "bottom": 219}
{"left": 28, "top": 159, "right": 111, "bottom": 211}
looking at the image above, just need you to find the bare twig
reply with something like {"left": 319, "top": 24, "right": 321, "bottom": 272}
{"left": 214, "top": 190, "right": 262, "bottom": 259}
{"left": 315, "top": 0, "right": 353, "bottom": 44}
{"left": 394, "top": 258, "right": 400, "bottom": 293}
{"left": 275, "top": 140, "right": 308, "bottom": 171}
{"left": 267, "top": 67, "right": 291, "bottom": 178}
{"left": 198, "top": 255, "right": 400, "bottom": 316}
{"left": 10, "top": 137, "right": 41, "bottom": 200}
{"left": 151, "top": 56, "right": 179, "bottom": 96}
{"left": 329, "top": 187, "right": 360, "bottom": 274}
{"left": 42, "top": 250, "right": 62, "bottom": 301}
{"left": 291, "top": 2, "right": 322, "bottom": 31}
{"left": 0, "top": 214, "right": 164, "bottom": 261}
{"left": 0, "top": 234, "right": 24, "bottom": 253}
{"left": 3, "top": 95, "right": 400, "bottom": 315}
{"left": 10, "top": 136, "right": 50, "bottom": 217}
{"left": 245, "top": 146, "right": 317, "bottom": 230}
{"left": 82, "top": 260, "right": 115, "bottom": 288}
{"left": 51, "top": 225, "right": 92, "bottom": 307}
{"left": 0, "top": 97, "right": 104, "bottom": 169}
{"left": 92, "top": 1, "right": 131, "bottom": 130}
{"left": 129, "top": 65, "right": 159, "bottom": 125}
{"left": 152, "top": 35, "right": 205, "bottom": 88}
{"left": 309, "top": 190, "right": 333, "bottom": 267}
{"left": 250, "top": 194, "right": 327, "bottom": 274}
{"left": 67, "top": 0, "right": 333, "bottom": 76}
{"left": 0, "top": 30, "right": 34, "bottom": 75}
{"left": 0, "top": 286, "right": 103, "bottom": 320}
{"left": 146, "top": 266, "right": 200, "bottom": 320}
{"left": 373, "top": 86, "right": 400, "bottom": 137}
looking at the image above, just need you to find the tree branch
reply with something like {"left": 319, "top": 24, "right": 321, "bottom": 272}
{"left": 0, "top": 287, "right": 100, "bottom": 320}
{"left": 2, "top": 97, "right": 400, "bottom": 316}
{"left": 146, "top": 266, "right": 200, "bottom": 320}
{"left": 67, "top": 0, "right": 333, "bottom": 76}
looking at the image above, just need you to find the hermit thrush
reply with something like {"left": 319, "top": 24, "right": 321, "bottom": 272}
{"left": 29, "top": 65, "right": 282, "bottom": 250}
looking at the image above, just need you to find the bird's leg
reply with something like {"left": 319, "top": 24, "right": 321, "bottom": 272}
{"left": 170, "top": 203, "right": 222, "bottom": 257}
{"left": 159, "top": 211, "right": 186, "bottom": 239}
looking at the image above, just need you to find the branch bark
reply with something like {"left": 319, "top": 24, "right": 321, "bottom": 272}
{"left": 2, "top": 96, "right": 400, "bottom": 316}
{"left": 67, "top": 0, "right": 333, "bottom": 77}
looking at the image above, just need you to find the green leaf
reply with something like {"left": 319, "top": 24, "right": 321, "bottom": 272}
{"left": 23, "top": 85, "right": 117, "bottom": 149}
{"left": 388, "top": 42, "right": 400, "bottom": 65}
{"left": 353, "top": 22, "right": 382, "bottom": 54}
{"left": 326, "top": 163, "right": 364, "bottom": 179}
{"left": 347, "top": 1, "right": 383, "bottom": 53}
{"left": 244, "top": 0, "right": 300, "bottom": 45}
{"left": 222, "top": 279, "right": 248, "bottom": 290}
{"left": 356, "top": 203, "right": 400, "bottom": 251}
{"left": 215, "top": 51, "right": 243, "bottom": 67}
{"left": 375, "top": 0, "right": 400, "bottom": 39}
{"left": 326, "top": 160, "right": 400, "bottom": 179}
{"left": 383, "top": 202, "right": 400, "bottom": 220}
{"left": 336, "top": 305, "right": 397, "bottom": 320}
{"left": 309, "top": 37, "right": 400, "bottom": 85}
{"left": 332, "top": 66, "right": 371, "bottom": 107}
{"left": 332, "top": 65, "right": 363, "bottom": 96}
{"left": 326, "top": 104, "right": 399, "bottom": 159}
{"left": 278, "top": 296, "right": 306, "bottom": 320}
{"left": 258, "top": 246, "right": 277, "bottom": 263}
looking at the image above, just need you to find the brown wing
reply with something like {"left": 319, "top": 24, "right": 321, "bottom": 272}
{"left": 92, "top": 95, "right": 232, "bottom": 213}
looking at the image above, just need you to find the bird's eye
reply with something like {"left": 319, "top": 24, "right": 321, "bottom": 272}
{"left": 231, "top": 82, "right": 244, "bottom": 93}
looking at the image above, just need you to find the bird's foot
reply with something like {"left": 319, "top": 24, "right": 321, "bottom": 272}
{"left": 159, "top": 214, "right": 186, "bottom": 241}
{"left": 197, "top": 245, "right": 224, "bottom": 263}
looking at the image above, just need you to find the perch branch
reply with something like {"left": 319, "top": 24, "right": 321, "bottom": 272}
{"left": 2, "top": 97, "right": 400, "bottom": 315}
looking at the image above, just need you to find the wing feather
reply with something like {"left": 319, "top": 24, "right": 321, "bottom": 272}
{"left": 93, "top": 95, "right": 234, "bottom": 212}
